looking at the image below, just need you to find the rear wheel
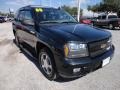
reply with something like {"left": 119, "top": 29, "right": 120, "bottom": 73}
{"left": 109, "top": 24, "right": 114, "bottom": 30}
{"left": 38, "top": 48, "right": 58, "bottom": 80}
{"left": 15, "top": 33, "right": 20, "bottom": 46}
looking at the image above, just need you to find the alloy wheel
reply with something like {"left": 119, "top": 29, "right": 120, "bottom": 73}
{"left": 40, "top": 53, "right": 53, "bottom": 75}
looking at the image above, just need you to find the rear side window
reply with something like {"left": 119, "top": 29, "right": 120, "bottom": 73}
{"left": 108, "top": 15, "right": 118, "bottom": 19}
{"left": 0, "top": 17, "right": 3, "bottom": 19}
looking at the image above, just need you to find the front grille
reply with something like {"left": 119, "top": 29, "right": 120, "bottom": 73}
{"left": 88, "top": 38, "right": 110, "bottom": 57}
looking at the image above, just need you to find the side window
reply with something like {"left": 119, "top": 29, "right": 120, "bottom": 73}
{"left": 17, "top": 11, "right": 25, "bottom": 21}
{"left": 101, "top": 15, "right": 106, "bottom": 19}
{"left": 97, "top": 16, "right": 101, "bottom": 19}
{"left": 14, "top": 11, "right": 19, "bottom": 20}
{"left": 24, "top": 11, "right": 33, "bottom": 20}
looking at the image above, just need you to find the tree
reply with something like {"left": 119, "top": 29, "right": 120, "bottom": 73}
{"left": 88, "top": 0, "right": 120, "bottom": 16}
{"left": 0, "top": 11, "right": 14, "bottom": 17}
{"left": 61, "top": 5, "right": 83, "bottom": 16}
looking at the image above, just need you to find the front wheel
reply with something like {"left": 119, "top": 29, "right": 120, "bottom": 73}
{"left": 38, "top": 48, "right": 58, "bottom": 80}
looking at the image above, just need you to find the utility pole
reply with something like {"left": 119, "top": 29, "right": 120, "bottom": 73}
{"left": 77, "top": 0, "right": 81, "bottom": 22}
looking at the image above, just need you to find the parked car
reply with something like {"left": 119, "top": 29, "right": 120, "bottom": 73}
{"left": 80, "top": 17, "right": 92, "bottom": 25}
{"left": 0, "top": 16, "right": 5, "bottom": 23}
{"left": 4, "top": 16, "right": 8, "bottom": 22}
{"left": 13, "top": 5, "right": 114, "bottom": 80}
{"left": 92, "top": 13, "right": 120, "bottom": 29}
{"left": 7, "top": 17, "right": 14, "bottom": 21}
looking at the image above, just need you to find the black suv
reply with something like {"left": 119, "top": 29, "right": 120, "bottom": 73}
{"left": 13, "top": 5, "right": 114, "bottom": 80}
{"left": 0, "top": 16, "right": 5, "bottom": 23}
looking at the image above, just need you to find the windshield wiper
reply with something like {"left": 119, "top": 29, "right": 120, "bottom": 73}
{"left": 40, "top": 21, "right": 60, "bottom": 24}
{"left": 60, "top": 21, "right": 78, "bottom": 24}
{"left": 39, "top": 21, "right": 78, "bottom": 24}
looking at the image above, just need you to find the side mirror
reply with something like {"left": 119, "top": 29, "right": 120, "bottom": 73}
{"left": 22, "top": 19, "right": 34, "bottom": 26}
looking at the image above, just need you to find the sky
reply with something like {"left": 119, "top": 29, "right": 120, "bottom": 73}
{"left": 0, "top": 0, "right": 102, "bottom": 16}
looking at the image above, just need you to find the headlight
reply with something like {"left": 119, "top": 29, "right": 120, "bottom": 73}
{"left": 64, "top": 42, "right": 88, "bottom": 58}
{"left": 108, "top": 37, "right": 112, "bottom": 43}
{"left": 107, "top": 37, "right": 112, "bottom": 50}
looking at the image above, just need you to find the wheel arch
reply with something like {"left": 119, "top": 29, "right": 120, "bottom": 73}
{"left": 36, "top": 41, "right": 55, "bottom": 59}
{"left": 36, "top": 41, "right": 58, "bottom": 74}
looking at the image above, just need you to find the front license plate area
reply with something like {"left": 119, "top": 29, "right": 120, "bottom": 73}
{"left": 102, "top": 57, "right": 110, "bottom": 67}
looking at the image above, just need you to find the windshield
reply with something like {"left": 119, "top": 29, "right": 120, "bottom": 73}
{"left": 108, "top": 15, "right": 118, "bottom": 19}
{"left": 35, "top": 8, "right": 77, "bottom": 24}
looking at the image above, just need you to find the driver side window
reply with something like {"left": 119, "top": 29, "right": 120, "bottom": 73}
{"left": 97, "top": 16, "right": 101, "bottom": 20}
{"left": 24, "top": 11, "right": 33, "bottom": 20}
{"left": 23, "top": 11, "right": 34, "bottom": 25}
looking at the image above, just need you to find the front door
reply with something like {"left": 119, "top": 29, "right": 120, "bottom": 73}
{"left": 21, "top": 10, "right": 36, "bottom": 54}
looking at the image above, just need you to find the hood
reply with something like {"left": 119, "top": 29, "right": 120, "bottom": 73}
{"left": 40, "top": 24, "right": 111, "bottom": 43}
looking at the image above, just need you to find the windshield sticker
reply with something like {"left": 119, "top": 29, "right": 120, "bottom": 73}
{"left": 35, "top": 8, "right": 43, "bottom": 12}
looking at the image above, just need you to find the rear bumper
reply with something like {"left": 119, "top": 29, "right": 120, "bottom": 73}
{"left": 54, "top": 45, "right": 115, "bottom": 78}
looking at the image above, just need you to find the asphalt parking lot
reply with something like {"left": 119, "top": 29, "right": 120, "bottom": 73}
{"left": 0, "top": 22, "right": 120, "bottom": 90}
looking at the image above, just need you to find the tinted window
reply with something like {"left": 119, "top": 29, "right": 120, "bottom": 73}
{"left": 0, "top": 17, "right": 4, "bottom": 19}
{"left": 18, "top": 11, "right": 25, "bottom": 21}
{"left": 108, "top": 15, "right": 118, "bottom": 19}
{"left": 101, "top": 15, "right": 106, "bottom": 19}
{"left": 15, "top": 10, "right": 19, "bottom": 19}
{"left": 24, "top": 11, "right": 33, "bottom": 20}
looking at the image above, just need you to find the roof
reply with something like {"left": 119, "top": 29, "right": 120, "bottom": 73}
{"left": 98, "top": 12, "right": 117, "bottom": 16}
{"left": 19, "top": 5, "right": 56, "bottom": 10}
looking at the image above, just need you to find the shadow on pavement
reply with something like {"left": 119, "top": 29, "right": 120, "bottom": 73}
{"left": 55, "top": 76, "right": 81, "bottom": 83}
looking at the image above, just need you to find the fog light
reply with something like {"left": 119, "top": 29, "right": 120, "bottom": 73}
{"left": 73, "top": 68, "right": 81, "bottom": 73}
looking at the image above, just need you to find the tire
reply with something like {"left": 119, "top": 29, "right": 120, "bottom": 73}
{"left": 15, "top": 33, "right": 20, "bottom": 47}
{"left": 109, "top": 24, "right": 114, "bottom": 30}
{"left": 38, "top": 48, "right": 58, "bottom": 80}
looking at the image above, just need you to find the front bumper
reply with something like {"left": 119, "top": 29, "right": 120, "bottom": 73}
{"left": 54, "top": 45, "right": 115, "bottom": 78}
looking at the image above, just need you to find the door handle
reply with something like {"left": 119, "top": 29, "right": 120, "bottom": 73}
{"left": 30, "top": 31, "right": 35, "bottom": 34}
